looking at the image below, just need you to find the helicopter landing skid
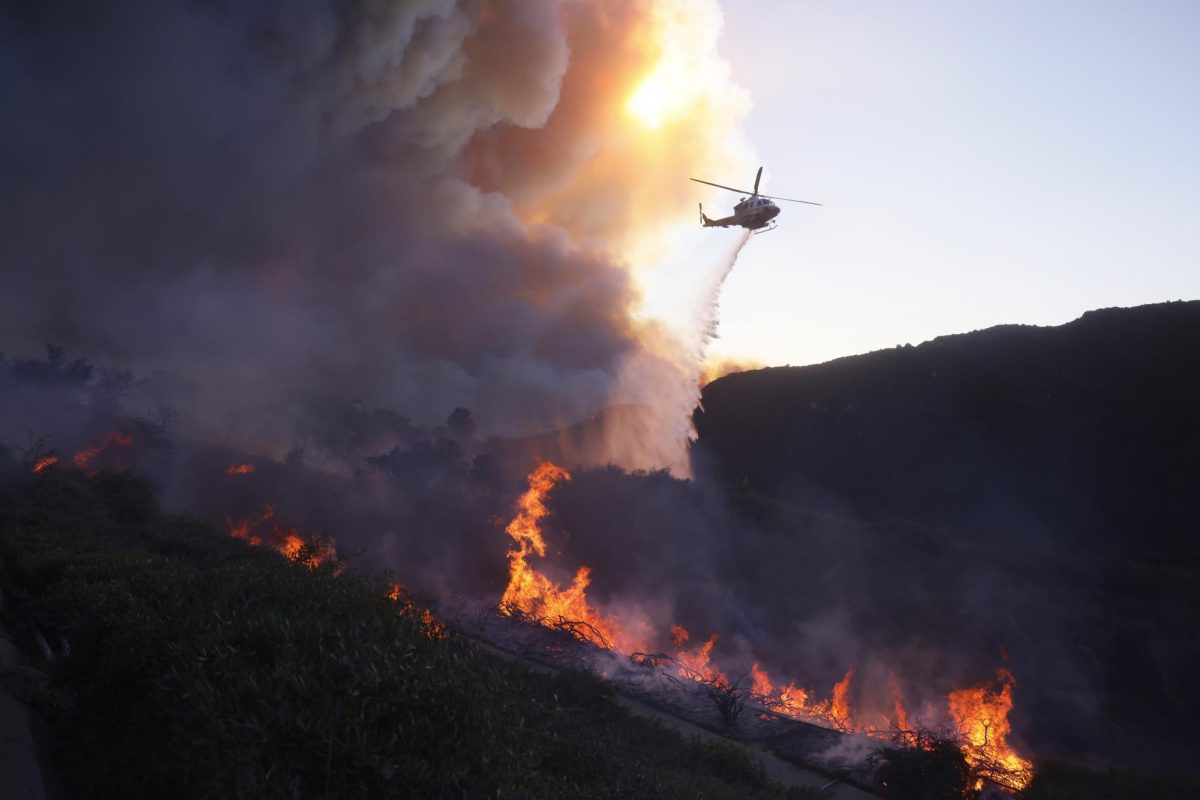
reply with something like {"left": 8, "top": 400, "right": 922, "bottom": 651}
{"left": 754, "top": 222, "right": 778, "bottom": 235}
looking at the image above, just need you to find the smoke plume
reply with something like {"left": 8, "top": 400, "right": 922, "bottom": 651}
{"left": 0, "top": 0, "right": 751, "bottom": 469}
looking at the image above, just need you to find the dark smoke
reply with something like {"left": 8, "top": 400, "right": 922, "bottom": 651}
{"left": 0, "top": 1, "right": 661, "bottom": 450}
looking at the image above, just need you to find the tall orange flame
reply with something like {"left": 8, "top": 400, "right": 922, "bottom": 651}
{"left": 948, "top": 668, "right": 1033, "bottom": 789}
{"left": 500, "top": 462, "right": 625, "bottom": 649}
{"left": 829, "top": 668, "right": 855, "bottom": 731}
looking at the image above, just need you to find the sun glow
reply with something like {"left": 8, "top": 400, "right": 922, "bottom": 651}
{"left": 625, "top": 75, "right": 671, "bottom": 129}
{"left": 623, "top": 1, "right": 729, "bottom": 132}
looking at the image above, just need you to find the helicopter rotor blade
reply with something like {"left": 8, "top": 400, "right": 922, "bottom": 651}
{"left": 753, "top": 166, "right": 762, "bottom": 195}
{"left": 757, "top": 193, "right": 823, "bottom": 206}
{"left": 689, "top": 178, "right": 754, "bottom": 195}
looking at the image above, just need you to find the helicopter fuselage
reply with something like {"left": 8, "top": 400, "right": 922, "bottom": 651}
{"left": 701, "top": 196, "right": 781, "bottom": 230}
{"left": 691, "top": 166, "right": 819, "bottom": 234}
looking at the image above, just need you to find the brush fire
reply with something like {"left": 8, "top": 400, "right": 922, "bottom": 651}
{"left": 497, "top": 461, "right": 1034, "bottom": 792}
{"left": 29, "top": 433, "right": 139, "bottom": 475}
{"left": 227, "top": 504, "right": 336, "bottom": 570}
{"left": 73, "top": 432, "right": 134, "bottom": 473}
{"left": 32, "top": 455, "right": 58, "bottom": 473}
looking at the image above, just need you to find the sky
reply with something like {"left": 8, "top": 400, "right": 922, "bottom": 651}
{"left": 696, "top": 0, "right": 1200, "bottom": 368}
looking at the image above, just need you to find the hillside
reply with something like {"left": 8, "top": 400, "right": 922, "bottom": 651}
{"left": 692, "top": 300, "right": 1200, "bottom": 771}
{"left": 695, "top": 300, "right": 1200, "bottom": 550}
{"left": 0, "top": 468, "right": 814, "bottom": 800}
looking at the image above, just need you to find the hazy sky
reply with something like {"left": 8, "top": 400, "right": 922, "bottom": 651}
{"left": 702, "top": 1, "right": 1200, "bottom": 367}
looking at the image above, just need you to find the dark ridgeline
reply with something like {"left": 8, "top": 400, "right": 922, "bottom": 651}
{"left": 695, "top": 300, "right": 1200, "bottom": 549}
{"left": 692, "top": 299, "right": 1200, "bottom": 771}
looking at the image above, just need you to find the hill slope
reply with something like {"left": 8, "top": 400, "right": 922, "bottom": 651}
{"left": 695, "top": 300, "right": 1200, "bottom": 550}
{"left": 692, "top": 301, "right": 1200, "bottom": 771}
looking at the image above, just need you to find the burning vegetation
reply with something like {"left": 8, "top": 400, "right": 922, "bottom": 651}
{"left": 497, "top": 460, "right": 1034, "bottom": 791}
{"left": 949, "top": 669, "right": 1034, "bottom": 789}
{"left": 26, "top": 432, "right": 141, "bottom": 476}
{"left": 72, "top": 432, "right": 134, "bottom": 473}
{"left": 32, "top": 455, "right": 59, "bottom": 473}
{"left": 227, "top": 504, "right": 336, "bottom": 569}
{"left": 500, "top": 461, "right": 626, "bottom": 651}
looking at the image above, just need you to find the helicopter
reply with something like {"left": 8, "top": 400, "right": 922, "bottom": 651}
{"left": 690, "top": 166, "right": 821, "bottom": 234}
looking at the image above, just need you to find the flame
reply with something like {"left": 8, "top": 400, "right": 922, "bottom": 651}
{"left": 226, "top": 463, "right": 255, "bottom": 475}
{"left": 387, "top": 583, "right": 446, "bottom": 640}
{"left": 829, "top": 668, "right": 855, "bottom": 731}
{"left": 948, "top": 669, "right": 1033, "bottom": 789}
{"left": 751, "top": 662, "right": 772, "bottom": 696}
{"left": 227, "top": 504, "right": 336, "bottom": 569}
{"left": 750, "top": 662, "right": 847, "bottom": 727}
{"left": 777, "top": 682, "right": 812, "bottom": 717}
{"left": 72, "top": 432, "right": 134, "bottom": 473}
{"left": 32, "top": 455, "right": 59, "bottom": 473}
{"left": 500, "top": 461, "right": 627, "bottom": 650}
{"left": 671, "top": 626, "right": 724, "bottom": 683}
{"left": 495, "top": 467, "right": 1032, "bottom": 786}
{"left": 889, "top": 673, "right": 912, "bottom": 734}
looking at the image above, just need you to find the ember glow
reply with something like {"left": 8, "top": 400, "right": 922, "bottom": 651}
{"left": 228, "top": 504, "right": 336, "bottom": 569}
{"left": 225, "top": 463, "right": 255, "bottom": 475}
{"left": 829, "top": 668, "right": 855, "bottom": 731}
{"left": 72, "top": 432, "right": 134, "bottom": 473}
{"left": 498, "top": 460, "right": 1034, "bottom": 788}
{"left": 32, "top": 455, "right": 58, "bottom": 473}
